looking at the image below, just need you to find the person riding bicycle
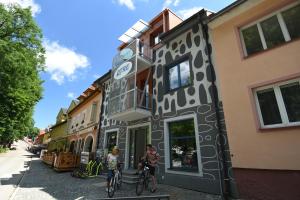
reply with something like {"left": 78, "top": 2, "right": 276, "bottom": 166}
{"left": 106, "top": 146, "right": 119, "bottom": 192}
{"left": 138, "top": 144, "right": 159, "bottom": 192}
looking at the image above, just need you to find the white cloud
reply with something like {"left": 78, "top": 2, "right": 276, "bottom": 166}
{"left": 0, "top": 0, "right": 41, "bottom": 16}
{"left": 43, "top": 39, "right": 90, "bottom": 85}
{"left": 177, "top": 7, "right": 203, "bottom": 20}
{"left": 67, "top": 92, "right": 75, "bottom": 99}
{"left": 117, "top": 0, "right": 135, "bottom": 10}
{"left": 173, "top": 0, "right": 180, "bottom": 6}
{"left": 163, "top": 0, "right": 180, "bottom": 9}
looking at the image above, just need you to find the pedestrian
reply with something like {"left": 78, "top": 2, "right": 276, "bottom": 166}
{"left": 106, "top": 146, "right": 119, "bottom": 192}
{"left": 137, "top": 144, "right": 159, "bottom": 192}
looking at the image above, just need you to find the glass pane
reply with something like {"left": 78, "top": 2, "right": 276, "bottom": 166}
{"left": 242, "top": 25, "right": 264, "bottom": 55}
{"left": 260, "top": 15, "right": 285, "bottom": 48}
{"left": 106, "top": 131, "right": 117, "bottom": 152}
{"left": 169, "top": 119, "right": 198, "bottom": 172}
{"left": 280, "top": 82, "right": 300, "bottom": 123}
{"left": 168, "top": 66, "right": 179, "bottom": 90}
{"left": 179, "top": 60, "right": 191, "bottom": 87}
{"left": 282, "top": 4, "right": 300, "bottom": 40}
{"left": 257, "top": 88, "right": 282, "bottom": 125}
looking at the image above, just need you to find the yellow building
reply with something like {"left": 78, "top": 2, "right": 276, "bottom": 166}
{"left": 47, "top": 108, "right": 68, "bottom": 152}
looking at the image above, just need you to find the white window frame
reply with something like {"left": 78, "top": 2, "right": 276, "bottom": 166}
{"left": 240, "top": 1, "right": 299, "bottom": 56}
{"left": 104, "top": 128, "right": 119, "bottom": 153}
{"left": 164, "top": 114, "right": 203, "bottom": 177}
{"left": 254, "top": 78, "right": 300, "bottom": 129}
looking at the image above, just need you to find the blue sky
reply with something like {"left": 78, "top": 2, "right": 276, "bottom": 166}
{"left": 1, "top": 0, "right": 235, "bottom": 129}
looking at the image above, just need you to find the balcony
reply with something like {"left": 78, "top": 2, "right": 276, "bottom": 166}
{"left": 108, "top": 39, "right": 153, "bottom": 121}
{"left": 112, "top": 39, "right": 152, "bottom": 73}
{"left": 108, "top": 88, "right": 152, "bottom": 121}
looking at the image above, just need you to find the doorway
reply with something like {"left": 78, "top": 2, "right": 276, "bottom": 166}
{"left": 128, "top": 126, "right": 150, "bottom": 169}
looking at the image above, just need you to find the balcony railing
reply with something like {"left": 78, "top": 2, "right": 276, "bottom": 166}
{"left": 112, "top": 39, "right": 152, "bottom": 70}
{"left": 108, "top": 88, "right": 152, "bottom": 120}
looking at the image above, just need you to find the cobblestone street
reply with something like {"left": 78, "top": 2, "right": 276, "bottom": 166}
{"left": 7, "top": 157, "right": 221, "bottom": 200}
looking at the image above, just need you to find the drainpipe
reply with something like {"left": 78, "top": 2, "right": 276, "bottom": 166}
{"left": 96, "top": 83, "right": 106, "bottom": 153}
{"left": 199, "top": 16, "right": 231, "bottom": 200}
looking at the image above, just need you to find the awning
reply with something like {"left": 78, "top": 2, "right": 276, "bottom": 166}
{"left": 118, "top": 19, "right": 150, "bottom": 44}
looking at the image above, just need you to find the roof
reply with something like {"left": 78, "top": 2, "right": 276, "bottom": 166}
{"left": 118, "top": 19, "right": 150, "bottom": 44}
{"left": 118, "top": 8, "right": 182, "bottom": 49}
{"left": 208, "top": 0, "right": 247, "bottom": 22}
{"left": 61, "top": 108, "right": 68, "bottom": 115}
{"left": 39, "top": 129, "right": 45, "bottom": 136}
{"left": 93, "top": 70, "right": 111, "bottom": 86}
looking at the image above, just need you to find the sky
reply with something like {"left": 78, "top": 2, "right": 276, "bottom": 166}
{"left": 1, "top": 0, "right": 235, "bottom": 129}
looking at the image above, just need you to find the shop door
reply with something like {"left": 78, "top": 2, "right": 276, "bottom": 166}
{"left": 128, "top": 127, "right": 149, "bottom": 169}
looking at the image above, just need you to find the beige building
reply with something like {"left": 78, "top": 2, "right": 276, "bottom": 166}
{"left": 67, "top": 83, "right": 103, "bottom": 156}
{"left": 208, "top": 0, "right": 300, "bottom": 199}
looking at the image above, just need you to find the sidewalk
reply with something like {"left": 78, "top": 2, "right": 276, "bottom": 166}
{"left": 10, "top": 158, "right": 221, "bottom": 200}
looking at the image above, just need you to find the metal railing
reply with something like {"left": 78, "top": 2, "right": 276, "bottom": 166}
{"left": 108, "top": 87, "right": 152, "bottom": 117}
{"left": 112, "top": 39, "right": 152, "bottom": 69}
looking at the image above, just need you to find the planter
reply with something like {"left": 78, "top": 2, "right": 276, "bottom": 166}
{"left": 42, "top": 152, "right": 55, "bottom": 166}
{"left": 53, "top": 152, "right": 79, "bottom": 172}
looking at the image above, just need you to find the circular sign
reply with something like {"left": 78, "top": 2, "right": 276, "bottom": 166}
{"left": 120, "top": 48, "right": 133, "bottom": 60}
{"left": 114, "top": 61, "right": 132, "bottom": 80}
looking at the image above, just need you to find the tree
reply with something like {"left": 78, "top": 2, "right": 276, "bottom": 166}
{"left": 0, "top": 4, "right": 45, "bottom": 147}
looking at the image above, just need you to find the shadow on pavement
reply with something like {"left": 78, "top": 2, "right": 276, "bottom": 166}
{"left": 2, "top": 159, "right": 221, "bottom": 200}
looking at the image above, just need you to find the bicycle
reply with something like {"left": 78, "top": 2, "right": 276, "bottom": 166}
{"left": 136, "top": 162, "right": 152, "bottom": 196}
{"left": 71, "top": 160, "right": 103, "bottom": 178}
{"left": 107, "top": 163, "right": 123, "bottom": 198}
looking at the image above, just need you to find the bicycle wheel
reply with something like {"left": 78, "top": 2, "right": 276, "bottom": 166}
{"left": 107, "top": 177, "right": 115, "bottom": 198}
{"left": 144, "top": 171, "right": 149, "bottom": 189}
{"left": 117, "top": 172, "right": 122, "bottom": 189}
{"left": 135, "top": 174, "right": 144, "bottom": 196}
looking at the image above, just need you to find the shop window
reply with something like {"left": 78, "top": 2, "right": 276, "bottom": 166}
{"left": 168, "top": 119, "right": 198, "bottom": 172}
{"left": 106, "top": 131, "right": 117, "bottom": 153}
{"left": 254, "top": 78, "right": 300, "bottom": 128}
{"left": 167, "top": 59, "right": 191, "bottom": 91}
{"left": 240, "top": 2, "right": 300, "bottom": 56}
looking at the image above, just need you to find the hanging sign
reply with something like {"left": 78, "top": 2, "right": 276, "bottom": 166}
{"left": 120, "top": 48, "right": 133, "bottom": 60}
{"left": 114, "top": 61, "right": 132, "bottom": 80}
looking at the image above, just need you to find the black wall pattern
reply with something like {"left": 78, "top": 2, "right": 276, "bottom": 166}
{"left": 151, "top": 23, "right": 235, "bottom": 194}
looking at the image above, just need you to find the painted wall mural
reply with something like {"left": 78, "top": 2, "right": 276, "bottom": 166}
{"left": 151, "top": 23, "right": 235, "bottom": 194}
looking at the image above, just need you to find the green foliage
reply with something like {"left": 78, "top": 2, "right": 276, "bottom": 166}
{"left": 0, "top": 4, "right": 45, "bottom": 146}
{"left": 0, "top": 146, "right": 9, "bottom": 153}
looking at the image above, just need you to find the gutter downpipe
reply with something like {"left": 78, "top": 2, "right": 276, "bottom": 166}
{"left": 96, "top": 83, "right": 106, "bottom": 153}
{"left": 199, "top": 14, "right": 230, "bottom": 200}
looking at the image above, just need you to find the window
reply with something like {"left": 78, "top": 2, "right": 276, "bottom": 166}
{"left": 281, "top": 4, "right": 300, "bottom": 40}
{"left": 167, "top": 59, "right": 191, "bottom": 91}
{"left": 241, "top": 3, "right": 300, "bottom": 56}
{"left": 150, "top": 26, "right": 163, "bottom": 46}
{"left": 168, "top": 119, "right": 198, "bottom": 172}
{"left": 254, "top": 78, "right": 300, "bottom": 128}
{"left": 106, "top": 131, "right": 117, "bottom": 153}
{"left": 90, "top": 102, "right": 97, "bottom": 122}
